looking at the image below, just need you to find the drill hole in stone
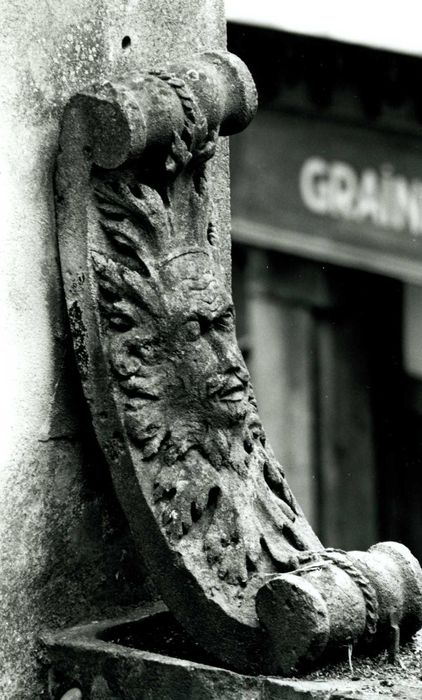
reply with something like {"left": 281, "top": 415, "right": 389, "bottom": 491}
{"left": 122, "top": 36, "right": 131, "bottom": 50}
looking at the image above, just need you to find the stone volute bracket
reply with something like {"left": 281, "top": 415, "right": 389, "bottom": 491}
{"left": 56, "top": 51, "right": 422, "bottom": 676}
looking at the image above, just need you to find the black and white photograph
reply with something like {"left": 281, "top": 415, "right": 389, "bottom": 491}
{"left": 1, "top": 1, "right": 422, "bottom": 697}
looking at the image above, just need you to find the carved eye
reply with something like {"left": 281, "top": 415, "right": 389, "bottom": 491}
{"left": 108, "top": 314, "right": 134, "bottom": 331}
{"left": 215, "top": 309, "right": 234, "bottom": 332}
{"left": 184, "top": 320, "right": 201, "bottom": 341}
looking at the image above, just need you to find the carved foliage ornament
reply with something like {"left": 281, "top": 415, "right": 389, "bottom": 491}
{"left": 57, "top": 52, "right": 422, "bottom": 675}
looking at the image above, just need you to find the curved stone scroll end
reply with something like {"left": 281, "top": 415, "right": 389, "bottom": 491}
{"left": 256, "top": 573, "right": 330, "bottom": 676}
{"left": 256, "top": 541, "right": 422, "bottom": 675}
{"left": 59, "top": 51, "right": 258, "bottom": 171}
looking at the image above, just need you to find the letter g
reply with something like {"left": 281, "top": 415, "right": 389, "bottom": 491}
{"left": 299, "top": 157, "right": 329, "bottom": 215}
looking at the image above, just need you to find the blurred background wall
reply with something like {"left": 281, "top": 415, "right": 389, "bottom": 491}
{"left": 226, "top": 11, "right": 422, "bottom": 561}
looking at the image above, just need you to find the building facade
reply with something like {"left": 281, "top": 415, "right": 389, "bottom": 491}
{"left": 228, "top": 22, "right": 422, "bottom": 559}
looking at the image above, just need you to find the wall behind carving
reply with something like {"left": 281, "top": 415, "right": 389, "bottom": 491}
{"left": 0, "top": 1, "right": 228, "bottom": 697}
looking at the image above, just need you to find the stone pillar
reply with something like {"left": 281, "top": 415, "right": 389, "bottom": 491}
{"left": 0, "top": 1, "right": 226, "bottom": 697}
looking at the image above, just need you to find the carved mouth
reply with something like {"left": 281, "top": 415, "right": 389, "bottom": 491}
{"left": 120, "top": 376, "right": 160, "bottom": 399}
{"left": 216, "top": 377, "right": 246, "bottom": 403}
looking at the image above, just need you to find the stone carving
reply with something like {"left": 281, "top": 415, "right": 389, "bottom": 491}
{"left": 56, "top": 51, "right": 422, "bottom": 675}
{"left": 92, "top": 168, "right": 318, "bottom": 571}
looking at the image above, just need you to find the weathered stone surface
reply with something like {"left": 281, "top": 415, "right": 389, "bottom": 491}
{"left": 43, "top": 604, "right": 422, "bottom": 700}
{"left": 0, "top": 0, "right": 227, "bottom": 697}
{"left": 256, "top": 573, "right": 331, "bottom": 675}
{"left": 56, "top": 50, "right": 328, "bottom": 674}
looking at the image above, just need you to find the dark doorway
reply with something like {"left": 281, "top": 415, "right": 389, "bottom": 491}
{"left": 232, "top": 245, "right": 415, "bottom": 553}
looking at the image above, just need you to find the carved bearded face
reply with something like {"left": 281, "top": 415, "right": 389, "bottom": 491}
{"left": 92, "top": 173, "right": 260, "bottom": 472}
{"left": 107, "top": 251, "right": 253, "bottom": 464}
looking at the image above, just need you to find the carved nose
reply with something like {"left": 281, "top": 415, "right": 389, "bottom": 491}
{"left": 210, "top": 332, "right": 243, "bottom": 371}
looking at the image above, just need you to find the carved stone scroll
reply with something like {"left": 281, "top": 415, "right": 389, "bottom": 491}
{"left": 56, "top": 51, "right": 422, "bottom": 675}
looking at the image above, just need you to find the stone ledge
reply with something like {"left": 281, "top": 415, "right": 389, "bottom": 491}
{"left": 41, "top": 602, "right": 422, "bottom": 699}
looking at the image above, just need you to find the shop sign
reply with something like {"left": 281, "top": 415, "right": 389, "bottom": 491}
{"left": 230, "top": 111, "right": 422, "bottom": 280}
{"left": 299, "top": 158, "right": 422, "bottom": 236}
